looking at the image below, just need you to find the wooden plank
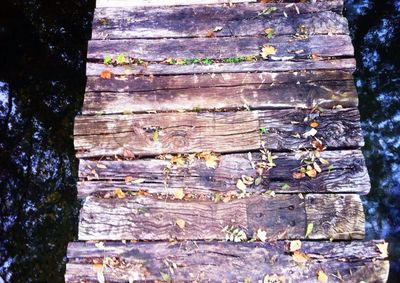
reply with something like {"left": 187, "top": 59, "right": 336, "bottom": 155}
{"left": 85, "top": 70, "right": 354, "bottom": 92}
{"left": 82, "top": 80, "right": 357, "bottom": 115}
{"left": 93, "top": 9, "right": 348, "bottom": 39}
{"left": 86, "top": 58, "right": 357, "bottom": 76}
{"left": 74, "top": 108, "right": 363, "bottom": 158}
{"left": 77, "top": 194, "right": 364, "bottom": 240}
{"left": 88, "top": 35, "right": 353, "bottom": 62}
{"left": 96, "top": 0, "right": 255, "bottom": 8}
{"left": 77, "top": 149, "right": 371, "bottom": 198}
{"left": 65, "top": 240, "right": 389, "bottom": 282}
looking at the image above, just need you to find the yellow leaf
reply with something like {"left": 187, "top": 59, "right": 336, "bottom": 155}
{"left": 306, "top": 168, "right": 317, "bottom": 178}
{"left": 174, "top": 188, "right": 185, "bottom": 200}
{"left": 305, "top": 222, "right": 314, "bottom": 237}
{"left": 236, "top": 179, "right": 247, "bottom": 193}
{"left": 317, "top": 270, "right": 328, "bottom": 282}
{"left": 176, "top": 219, "right": 186, "bottom": 229}
{"left": 310, "top": 121, "right": 319, "bottom": 128}
{"left": 288, "top": 240, "right": 302, "bottom": 252}
{"left": 114, "top": 188, "right": 126, "bottom": 199}
{"left": 261, "top": 45, "right": 276, "bottom": 59}
{"left": 313, "top": 162, "right": 322, "bottom": 173}
{"left": 376, "top": 242, "right": 388, "bottom": 258}
{"left": 319, "top": 157, "right": 330, "bottom": 165}
{"left": 257, "top": 228, "right": 268, "bottom": 242}
{"left": 170, "top": 155, "right": 186, "bottom": 167}
{"left": 205, "top": 154, "right": 219, "bottom": 169}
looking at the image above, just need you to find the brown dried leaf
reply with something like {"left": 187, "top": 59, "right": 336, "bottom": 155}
{"left": 292, "top": 250, "right": 310, "bottom": 263}
{"left": 123, "top": 149, "right": 135, "bottom": 159}
{"left": 293, "top": 172, "right": 306, "bottom": 179}
{"left": 100, "top": 70, "right": 112, "bottom": 79}
{"left": 310, "top": 121, "right": 319, "bottom": 128}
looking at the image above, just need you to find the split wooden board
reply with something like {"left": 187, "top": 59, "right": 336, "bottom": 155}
{"left": 65, "top": 240, "right": 389, "bottom": 282}
{"left": 74, "top": 108, "right": 363, "bottom": 158}
{"left": 78, "top": 149, "right": 370, "bottom": 197}
{"left": 78, "top": 194, "right": 364, "bottom": 241}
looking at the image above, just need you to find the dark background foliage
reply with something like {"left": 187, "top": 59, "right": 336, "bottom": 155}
{"left": 0, "top": 0, "right": 398, "bottom": 282}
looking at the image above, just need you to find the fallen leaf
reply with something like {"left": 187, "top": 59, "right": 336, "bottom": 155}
{"left": 319, "top": 157, "right": 330, "bottom": 165}
{"left": 205, "top": 30, "right": 215, "bottom": 38}
{"left": 170, "top": 155, "right": 185, "bottom": 167}
{"left": 97, "top": 270, "right": 105, "bottom": 283}
{"left": 288, "top": 240, "right": 302, "bottom": 252}
{"left": 317, "top": 270, "right": 328, "bottom": 283}
{"left": 305, "top": 222, "right": 314, "bottom": 237}
{"left": 236, "top": 179, "right": 247, "bottom": 193}
{"left": 123, "top": 149, "right": 135, "bottom": 159}
{"left": 281, "top": 183, "right": 290, "bottom": 190}
{"left": 293, "top": 172, "right": 305, "bottom": 179}
{"left": 94, "top": 242, "right": 105, "bottom": 249}
{"left": 241, "top": 175, "right": 254, "bottom": 185}
{"left": 93, "top": 263, "right": 104, "bottom": 272}
{"left": 115, "top": 188, "right": 126, "bottom": 199}
{"left": 96, "top": 163, "right": 106, "bottom": 169}
{"left": 174, "top": 188, "right": 185, "bottom": 200}
{"left": 264, "top": 27, "right": 274, "bottom": 38}
{"left": 261, "top": 45, "right": 277, "bottom": 59}
{"left": 257, "top": 228, "right": 268, "bottom": 242}
{"left": 376, "top": 242, "right": 388, "bottom": 258}
{"left": 305, "top": 168, "right": 317, "bottom": 178}
{"left": 132, "top": 178, "right": 145, "bottom": 184}
{"left": 313, "top": 162, "right": 322, "bottom": 173}
{"left": 292, "top": 250, "right": 310, "bottom": 263}
{"left": 303, "top": 128, "right": 317, "bottom": 138}
{"left": 176, "top": 219, "right": 186, "bottom": 229}
{"left": 213, "top": 26, "right": 223, "bottom": 32}
{"left": 100, "top": 70, "right": 112, "bottom": 79}
{"left": 310, "top": 121, "right": 319, "bottom": 128}
{"left": 204, "top": 154, "right": 219, "bottom": 169}
{"left": 152, "top": 130, "right": 159, "bottom": 141}
{"left": 311, "top": 53, "right": 321, "bottom": 60}
{"left": 125, "top": 176, "right": 134, "bottom": 184}
{"left": 160, "top": 272, "right": 171, "bottom": 282}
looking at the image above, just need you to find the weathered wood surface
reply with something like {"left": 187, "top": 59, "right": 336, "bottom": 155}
{"left": 86, "top": 70, "right": 354, "bottom": 92}
{"left": 82, "top": 79, "right": 357, "bottom": 114}
{"left": 93, "top": 9, "right": 348, "bottom": 39}
{"left": 86, "top": 58, "right": 356, "bottom": 76}
{"left": 77, "top": 150, "right": 370, "bottom": 198}
{"left": 74, "top": 108, "right": 363, "bottom": 158}
{"left": 96, "top": 0, "right": 255, "bottom": 8}
{"left": 78, "top": 194, "right": 364, "bottom": 241}
{"left": 88, "top": 35, "right": 353, "bottom": 62}
{"left": 65, "top": 240, "right": 389, "bottom": 282}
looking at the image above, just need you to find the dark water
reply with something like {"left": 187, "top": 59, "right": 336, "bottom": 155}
{"left": 0, "top": 0, "right": 398, "bottom": 282}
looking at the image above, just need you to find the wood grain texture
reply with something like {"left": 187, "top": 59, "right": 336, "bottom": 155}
{"left": 82, "top": 79, "right": 357, "bottom": 114}
{"left": 86, "top": 58, "right": 357, "bottom": 76}
{"left": 77, "top": 149, "right": 370, "bottom": 198}
{"left": 65, "top": 240, "right": 389, "bottom": 282}
{"left": 85, "top": 70, "right": 354, "bottom": 92}
{"left": 96, "top": 0, "right": 255, "bottom": 7}
{"left": 74, "top": 108, "right": 363, "bottom": 158}
{"left": 77, "top": 194, "right": 364, "bottom": 241}
{"left": 88, "top": 35, "right": 353, "bottom": 62}
{"left": 93, "top": 8, "right": 348, "bottom": 39}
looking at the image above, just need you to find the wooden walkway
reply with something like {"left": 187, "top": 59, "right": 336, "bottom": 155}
{"left": 66, "top": 0, "right": 389, "bottom": 282}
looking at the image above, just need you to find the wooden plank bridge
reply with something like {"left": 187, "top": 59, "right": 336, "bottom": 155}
{"left": 65, "top": 0, "right": 390, "bottom": 282}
